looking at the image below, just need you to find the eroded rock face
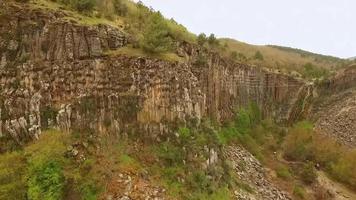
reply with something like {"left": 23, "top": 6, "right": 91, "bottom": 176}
{"left": 0, "top": 2, "right": 311, "bottom": 145}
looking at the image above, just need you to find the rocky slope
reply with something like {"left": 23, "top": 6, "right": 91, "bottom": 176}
{"left": 225, "top": 146, "right": 291, "bottom": 200}
{"left": 313, "top": 65, "right": 356, "bottom": 147}
{"left": 0, "top": 1, "right": 311, "bottom": 146}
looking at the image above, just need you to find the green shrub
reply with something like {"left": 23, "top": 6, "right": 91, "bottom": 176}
{"left": 234, "top": 108, "right": 251, "bottom": 134}
{"left": 95, "top": 0, "right": 116, "bottom": 19}
{"left": 80, "top": 182, "right": 99, "bottom": 200}
{"left": 207, "top": 34, "right": 219, "bottom": 47}
{"left": 330, "top": 150, "right": 356, "bottom": 188}
{"left": 276, "top": 166, "right": 292, "bottom": 180}
{"left": 303, "top": 63, "right": 329, "bottom": 79}
{"left": 140, "top": 12, "right": 172, "bottom": 53}
{"left": 194, "top": 54, "right": 208, "bottom": 67}
{"left": 113, "top": 0, "right": 128, "bottom": 16}
{"left": 178, "top": 127, "right": 191, "bottom": 141}
{"left": 293, "top": 185, "right": 305, "bottom": 199}
{"left": 167, "top": 19, "right": 196, "bottom": 43}
{"left": 230, "top": 51, "right": 238, "bottom": 60}
{"left": 197, "top": 33, "right": 207, "bottom": 46}
{"left": 300, "top": 162, "right": 317, "bottom": 185}
{"left": 156, "top": 142, "right": 184, "bottom": 166}
{"left": 27, "top": 160, "right": 65, "bottom": 200}
{"left": 73, "top": 0, "right": 96, "bottom": 13}
{"left": 254, "top": 51, "right": 264, "bottom": 60}
{"left": 283, "top": 122, "right": 314, "bottom": 161}
{"left": 186, "top": 170, "right": 210, "bottom": 192}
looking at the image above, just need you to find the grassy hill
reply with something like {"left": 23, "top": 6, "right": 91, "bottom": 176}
{"left": 220, "top": 38, "right": 350, "bottom": 78}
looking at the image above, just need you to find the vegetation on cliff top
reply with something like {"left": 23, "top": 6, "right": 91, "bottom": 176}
{"left": 23, "top": 0, "right": 350, "bottom": 78}
{"left": 220, "top": 38, "right": 350, "bottom": 78}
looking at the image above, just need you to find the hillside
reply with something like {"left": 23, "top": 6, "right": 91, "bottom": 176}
{"left": 220, "top": 38, "right": 350, "bottom": 78}
{"left": 0, "top": 0, "right": 355, "bottom": 200}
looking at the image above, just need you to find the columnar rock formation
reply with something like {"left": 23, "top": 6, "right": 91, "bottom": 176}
{"left": 0, "top": 2, "right": 311, "bottom": 145}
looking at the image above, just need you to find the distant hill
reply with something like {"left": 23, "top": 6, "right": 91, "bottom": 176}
{"left": 348, "top": 56, "right": 356, "bottom": 61}
{"left": 220, "top": 38, "right": 350, "bottom": 76}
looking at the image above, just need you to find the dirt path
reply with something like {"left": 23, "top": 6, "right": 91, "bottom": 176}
{"left": 317, "top": 171, "right": 356, "bottom": 200}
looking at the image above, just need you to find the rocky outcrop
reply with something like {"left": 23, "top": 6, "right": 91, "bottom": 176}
{"left": 224, "top": 146, "right": 291, "bottom": 200}
{"left": 0, "top": 1, "right": 311, "bottom": 145}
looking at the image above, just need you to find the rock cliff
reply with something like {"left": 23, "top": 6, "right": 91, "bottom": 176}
{"left": 0, "top": 2, "right": 311, "bottom": 146}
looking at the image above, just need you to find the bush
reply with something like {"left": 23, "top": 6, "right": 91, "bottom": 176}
{"left": 197, "top": 33, "right": 207, "bottom": 46}
{"left": 293, "top": 185, "right": 305, "bottom": 199}
{"left": 283, "top": 122, "right": 314, "bottom": 161}
{"left": 95, "top": 0, "right": 116, "bottom": 19}
{"left": 330, "top": 150, "right": 356, "bottom": 188}
{"left": 207, "top": 33, "right": 219, "bottom": 47}
{"left": 300, "top": 162, "right": 317, "bottom": 185}
{"left": 178, "top": 127, "right": 191, "bottom": 142}
{"left": 80, "top": 182, "right": 99, "bottom": 200}
{"left": 72, "top": 0, "right": 96, "bottom": 13}
{"left": 167, "top": 19, "right": 196, "bottom": 43}
{"left": 276, "top": 166, "right": 292, "bottom": 180}
{"left": 140, "top": 12, "right": 172, "bottom": 53}
{"left": 113, "top": 0, "right": 128, "bottom": 16}
{"left": 156, "top": 142, "right": 184, "bottom": 166}
{"left": 230, "top": 51, "right": 238, "bottom": 60}
{"left": 27, "top": 161, "right": 65, "bottom": 200}
{"left": 186, "top": 170, "right": 210, "bottom": 192}
{"left": 254, "top": 51, "right": 264, "bottom": 60}
{"left": 303, "top": 63, "right": 329, "bottom": 79}
{"left": 284, "top": 121, "right": 356, "bottom": 189}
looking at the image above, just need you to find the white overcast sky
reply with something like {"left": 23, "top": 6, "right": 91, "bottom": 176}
{"left": 138, "top": 0, "right": 355, "bottom": 58}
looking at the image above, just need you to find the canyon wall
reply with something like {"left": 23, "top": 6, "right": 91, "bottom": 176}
{"left": 0, "top": 2, "right": 310, "bottom": 146}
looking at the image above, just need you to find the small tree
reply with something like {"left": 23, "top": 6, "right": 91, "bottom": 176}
{"left": 141, "top": 12, "right": 172, "bottom": 53}
{"left": 254, "top": 51, "right": 264, "bottom": 60}
{"left": 208, "top": 33, "right": 219, "bottom": 46}
{"left": 238, "top": 53, "right": 247, "bottom": 62}
{"left": 72, "top": 0, "right": 96, "bottom": 13}
{"left": 113, "top": 0, "right": 128, "bottom": 16}
{"left": 197, "top": 33, "right": 207, "bottom": 46}
{"left": 230, "top": 51, "right": 238, "bottom": 60}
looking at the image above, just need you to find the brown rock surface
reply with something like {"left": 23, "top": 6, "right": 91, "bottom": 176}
{"left": 0, "top": 2, "right": 310, "bottom": 145}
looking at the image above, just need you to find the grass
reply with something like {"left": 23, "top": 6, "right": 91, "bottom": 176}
{"left": 220, "top": 38, "right": 349, "bottom": 77}
{"left": 30, "top": 0, "right": 121, "bottom": 26}
{"left": 105, "top": 46, "right": 184, "bottom": 62}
